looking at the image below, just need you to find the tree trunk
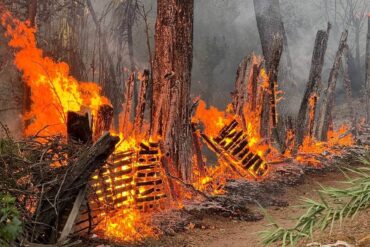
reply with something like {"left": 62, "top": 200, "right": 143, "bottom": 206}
{"left": 342, "top": 44, "right": 356, "bottom": 133}
{"left": 253, "top": 0, "right": 285, "bottom": 152}
{"left": 86, "top": 0, "right": 120, "bottom": 129}
{"left": 94, "top": 105, "right": 114, "bottom": 140}
{"left": 316, "top": 30, "right": 348, "bottom": 141}
{"left": 295, "top": 24, "right": 330, "bottom": 147}
{"left": 366, "top": 14, "right": 370, "bottom": 123}
{"left": 151, "top": 0, "right": 194, "bottom": 182}
{"left": 134, "top": 70, "right": 149, "bottom": 136}
{"left": 23, "top": 0, "right": 38, "bottom": 128}
{"left": 127, "top": 6, "right": 137, "bottom": 111}
{"left": 122, "top": 73, "right": 135, "bottom": 136}
{"left": 253, "top": 0, "right": 284, "bottom": 63}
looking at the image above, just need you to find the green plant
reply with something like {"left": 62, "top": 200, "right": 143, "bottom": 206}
{"left": 260, "top": 152, "right": 370, "bottom": 246}
{"left": 0, "top": 194, "right": 22, "bottom": 246}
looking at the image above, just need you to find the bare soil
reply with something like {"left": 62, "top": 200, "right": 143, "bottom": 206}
{"left": 85, "top": 170, "right": 370, "bottom": 247}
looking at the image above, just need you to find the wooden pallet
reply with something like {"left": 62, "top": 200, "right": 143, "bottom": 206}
{"left": 201, "top": 119, "right": 269, "bottom": 178}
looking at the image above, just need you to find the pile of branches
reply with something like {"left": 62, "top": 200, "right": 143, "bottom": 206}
{"left": 0, "top": 123, "right": 119, "bottom": 245}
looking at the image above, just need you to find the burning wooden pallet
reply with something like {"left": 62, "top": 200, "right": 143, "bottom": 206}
{"left": 73, "top": 141, "right": 168, "bottom": 235}
{"left": 90, "top": 141, "right": 167, "bottom": 211}
{"left": 200, "top": 119, "right": 269, "bottom": 178}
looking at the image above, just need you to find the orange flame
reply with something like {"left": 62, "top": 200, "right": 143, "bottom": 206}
{"left": 1, "top": 11, "right": 109, "bottom": 136}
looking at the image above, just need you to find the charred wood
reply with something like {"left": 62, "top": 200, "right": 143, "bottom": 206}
{"left": 342, "top": 44, "right": 356, "bottom": 135}
{"left": 295, "top": 24, "right": 330, "bottom": 147}
{"left": 67, "top": 111, "right": 92, "bottom": 144}
{"left": 30, "top": 133, "right": 119, "bottom": 243}
{"left": 134, "top": 70, "right": 149, "bottom": 136}
{"left": 316, "top": 30, "right": 348, "bottom": 141}
{"left": 94, "top": 105, "right": 113, "bottom": 141}
{"left": 122, "top": 73, "right": 135, "bottom": 135}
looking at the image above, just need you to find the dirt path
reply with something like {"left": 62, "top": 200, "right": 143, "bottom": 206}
{"left": 136, "top": 171, "right": 370, "bottom": 247}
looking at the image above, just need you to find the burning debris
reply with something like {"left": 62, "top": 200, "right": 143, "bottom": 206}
{"left": 0, "top": 3, "right": 369, "bottom": 247}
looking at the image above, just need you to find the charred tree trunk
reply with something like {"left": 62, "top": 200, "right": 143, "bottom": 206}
{"left": 27, "top": 0, "right": 37, "bottom": 27}
{"left": 253, "top": 0, "right": 284, "bottom": 63}
{"left": 94, "top": 105, "right": 114, "bottom": 140}
{"left": 253, "top": 0, "right": 285, "bottom": 152}
{"left": 151, "top": 0, "right": 194, "bottom": 182}
{"left": 295, "top": 24, "right": 330, "bottom": 147}
{"left": 266, "top": 34, "right": 284, "bottom": 153}
{"left": 366, "top": 14, "right": 370, "bottom": 123}
{"left": 23, "top": 0, "right": 38, "bottom": 128}
{"left": 127, "top": 2, "right": 137, "bottom": 111}
{"left": 342, "top": 44, "right": 356, "bottom": 133}
{"left": 316, "top": 30, "right": 348, "bottom": 141}
{"left": 134, "top": 70, "right": 149, "bottom": 135}
{"left": 122, "top": 73, "right": 135, "bottom": 135}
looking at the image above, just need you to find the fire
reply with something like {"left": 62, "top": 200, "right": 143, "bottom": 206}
{"left": 296, "top": 124, "right": 354, "bottom": 164}
{"left": 192, "top": 100, "right": 233, "bottom": 137}
{"left": 1, "top": 11, "right": 109, "bottom": 136}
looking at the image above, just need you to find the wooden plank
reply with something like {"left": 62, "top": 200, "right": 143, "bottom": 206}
{"left": 58, "top": 186, "right": 87, "bottom": 244}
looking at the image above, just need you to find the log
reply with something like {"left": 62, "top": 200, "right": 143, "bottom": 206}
{"left": 295, "top": 24, "right": 330, "bottom": 147}
{"left": 67, "top": 111, "right": 92, "bottom": 144}
{"left": 122, "top": 73, "right": 135, "bottom": 135}
{"left": 366, "top": 14, "right": 370, "bottom": 123}
{"left": 316, "top": 30, "right": 348, "bottom": 141}
{"left": 134, "top": 70, "right": 149, "bottom": 135}
{"left": 94, "top": 104, "right": 113, "bottom": 140}
{"left": 31, "top": 133, "right": 119, "bottom": 243}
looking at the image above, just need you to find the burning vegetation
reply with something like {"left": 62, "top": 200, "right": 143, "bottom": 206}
{"left": 0, "top": 1, "right": 369, "bottom": 247}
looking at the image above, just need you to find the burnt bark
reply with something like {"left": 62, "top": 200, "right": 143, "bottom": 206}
{"left": 23, "top": 0, "right": 38, "bottom": 128}
{"left": 94, "top": 105, "right": 114, "bottom": 140}
{"left": 151, "top": 0, "right": 194, "bottom": 182}
{"left": 265, "top": 34, "right": 284, "bottom": 153}
{"left": 316, "top": 30, "right": 348, "bottom": 141}
{"left": 342, "top": 44, "right": 356, "bottom": 132}
{"left": 134, "top": 70, "right": 149, "bottom": 135}
{"left": 122, "top": 73, "right": 135, "bottom": 135}
{"left": 253, "top": 0, "right": 284, "bottom": 63}
{"left": 295, "top": 24, "right": 330, "bottom": 147}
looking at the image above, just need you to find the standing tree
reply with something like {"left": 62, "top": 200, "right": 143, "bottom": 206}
{"left": 151, "top": 0, "right": 194, "bottom": 182}
{"left": 253, "top": 0, "right": 286, "bottom": 151}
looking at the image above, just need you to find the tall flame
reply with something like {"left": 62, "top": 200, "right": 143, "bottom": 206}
{"left": 1, "top": 11, "right": 109, "bottom": 136}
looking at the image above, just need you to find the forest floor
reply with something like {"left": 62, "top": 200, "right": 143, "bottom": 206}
{"left": 99, "top": 170, "right": 370, "bottom": 247}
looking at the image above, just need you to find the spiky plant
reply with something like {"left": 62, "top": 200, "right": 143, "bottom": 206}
{"left": 260, "top": 152, "right": 370, "bottom": 246}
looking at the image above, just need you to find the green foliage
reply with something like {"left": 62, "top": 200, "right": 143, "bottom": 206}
{"left": 0, "top": 194, "right": 22, "bottom": 246}
{"left": 259, "top": 152, "right": 370, "bottom": 247}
